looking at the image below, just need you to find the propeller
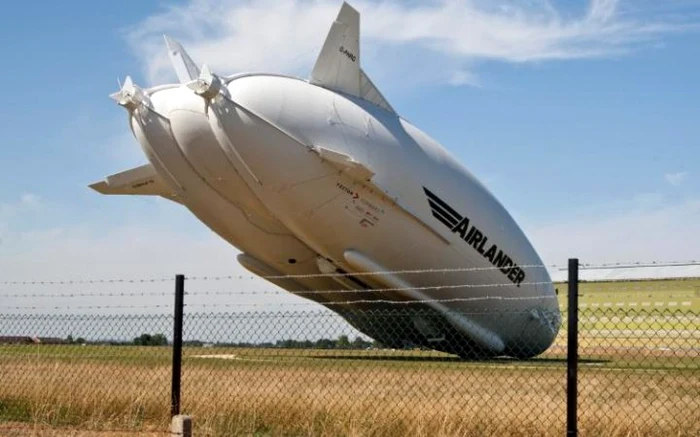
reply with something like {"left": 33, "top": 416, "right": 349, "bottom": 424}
{"left": 186, "top": 64, "right": 223, "bottom": 100}
{"left": 163, "top": 36, "right": 223, "bottom": 101}
{"left": 110, "top": 37, "right": 224, "bottom": 114}
{"left": 109, "top": 76, "right": 146, "bottom": 110}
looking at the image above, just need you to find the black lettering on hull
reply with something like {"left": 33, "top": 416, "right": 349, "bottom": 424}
{"left": 423, "top": 187, "right": 527, "bottom": 287}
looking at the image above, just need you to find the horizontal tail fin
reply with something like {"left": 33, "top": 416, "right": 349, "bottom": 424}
{"left": 89, "top": 164, "right": 180, "bottom": 202}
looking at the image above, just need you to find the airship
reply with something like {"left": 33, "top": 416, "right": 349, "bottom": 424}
{"left": 92, "top": 2, "right": 560, "bottom": 358}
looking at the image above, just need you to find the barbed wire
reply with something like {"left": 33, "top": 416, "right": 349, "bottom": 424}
{"left": 0, "top": 290, "right": 175, "bottom": 299}
{"left": 186, "top": 263, "right": 553, "bottom": 281}
{"left": 0, "top": 281, "right": 549, "bottom": 300}
{"left": 0, "top": 300, "right": 692, "bottom": 311}
{"left": 2, "top": 259, "right": 698, "bottom": 287}
{"left": 0, "top": 281, "right": 555, "bottom": 302}
{"left": 569, "top": 260, "right": 700, "bottom": 270}
{"left": 0, "top": 277, "right": 174, "bottom": 286}
{"left": 0, "top": 265, "right": 553, "bottom": 286}
{"left": 186, "top": 295, "right": 560, "bottom": 308}
{"left": 248, "top": 280, "right": 553, "bottom": 296}
{"left": 0, "top": 287, "right": 560, "bottom": 310}
{"left": 2, "top": 281, "right": 697, "bottom": 300}
{"left": 1, "top": 304, "right": 173, "bottom": 311}
{"left": 185, "top": 283, "right": 697, "bottom": 297}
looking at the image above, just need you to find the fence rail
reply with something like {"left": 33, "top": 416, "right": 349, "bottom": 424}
{"left": 1, "top": 260, "right": 699, "bottom": 436}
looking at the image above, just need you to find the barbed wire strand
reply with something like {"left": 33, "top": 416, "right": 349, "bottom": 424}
{"left": 0, "top": 264, "right": 557, "bottom": 286}
{"left": 575, "top": 260, "right": 700, "bottom": 269}
{"left": 2, "top": 259, "right": 698, "bottom": 286}
{"left": 0, "top": 291, "right": 175, "bottom": 299}
{"left": 187, "top": 264, "right": 553, "bottom": 281}
{"left": 2, "top": 304, "right": 173, "bottom": 311}
{"left": 0, "top": 277, "right": 174, "bottom": 286}
{"left": 0, "top": 280, "right": 553, "bottom": 299}
{"left": 186, "top": 295, "right": 561, "bottom": 308}
{"left": 2, "top": 280, "right": 698, "bottom": 300}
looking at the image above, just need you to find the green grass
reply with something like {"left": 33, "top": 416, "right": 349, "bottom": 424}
{"left": 555, "top": 278, "right": 700, "bottom": 311}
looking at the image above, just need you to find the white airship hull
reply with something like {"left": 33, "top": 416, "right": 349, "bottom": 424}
{"left": 93, "top": 2, "right": 561, "bottom": 358}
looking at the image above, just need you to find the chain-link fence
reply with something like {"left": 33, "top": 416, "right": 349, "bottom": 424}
{"left": 0, "top": 314, "right": 173, "bottom": 436}
{"left": 179, "top": 308, "right": 569, "bottom": 437}
{"left": 1, "top": 262, "right": 699, "bottom": 436}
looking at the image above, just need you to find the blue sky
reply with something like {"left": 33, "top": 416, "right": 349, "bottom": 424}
{"left": 1, "top": 0, "right": 699, "bottom": 285}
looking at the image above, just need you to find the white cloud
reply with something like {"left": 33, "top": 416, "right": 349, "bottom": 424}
{"left": 526, "top": 196, "right": 700, "bottom": 266}
{"left": 124, "top": 0, "right": 690, "bottom": 86}
{"left": 2, "top": 224, "right": 237, "bottom": 281}
{"left": 0, "top": 193, "right": 42, "bottom": 217}
{"left": 447, "top": 69, "right": 481, "bottom": 87}
{"left": 0, "top": 193, "right": 44, "bottom": 245}
{"left": 0, "top": 222, "right": 310, "bottom": 314}
{"left": 665, "top": 171, "right": 689, "bottom": 186}
{"left": 19, "top": 193, "right": 42, "bottom": 209}
{"left": 4, "top": 194, "right": 699, "bottom": 293}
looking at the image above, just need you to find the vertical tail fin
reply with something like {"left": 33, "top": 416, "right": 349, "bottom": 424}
{"left": 310, "top": 3, "right": 396, "bottom": 114}
{"left": 310, "top": 2, "right": 361, "bottom": 96}
{"left": 164, "top": 35, "right": 201, "bottom": 83}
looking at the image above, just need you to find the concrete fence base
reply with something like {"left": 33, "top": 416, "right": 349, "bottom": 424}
{"left": 171, "top": 415, "right": 192, "bottom": 437}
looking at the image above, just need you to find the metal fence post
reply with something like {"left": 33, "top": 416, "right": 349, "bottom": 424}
{"left": 171, "top": 274, "right": 185, "bottom": 417}
{"left": 567, "top": 258, "right": 579, "bottom": 437}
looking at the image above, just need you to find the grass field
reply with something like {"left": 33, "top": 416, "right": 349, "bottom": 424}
{"left": 556, "top": 278, "right": 700, "bottom": 311}
{"left": 0, "top": 278, "right": 698, "bottom": 436}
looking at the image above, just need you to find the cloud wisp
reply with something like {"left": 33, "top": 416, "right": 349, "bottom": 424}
{"left": 125, "top": 0, "right": 691, "bottom": 86}
{"left": 526, "top": 196, "right": 700, "bottom": 266}
{"left": 665, "top": 171, "right": 689, "bottom": 187}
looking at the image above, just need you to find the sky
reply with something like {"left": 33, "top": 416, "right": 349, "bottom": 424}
{"left": 0, "top": 0, "right": 699, "bottom": 297}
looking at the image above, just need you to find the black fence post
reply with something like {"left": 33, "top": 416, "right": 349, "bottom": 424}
{"left": 171, "top": 274, "right": 185, "bottom": 417}
{"left": 567, "top": 258, "right": 579, "bottom": 437}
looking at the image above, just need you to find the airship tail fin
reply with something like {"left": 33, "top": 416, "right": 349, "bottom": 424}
{"left": 89, "top": 164, "right": 180, "bottom": 202}
{"left": 311, "top": 2, "right": 361, "bottom": 96}
{"left": 310, "top": 3, "right": 396, "bottom": 114}
{"left": 164, "top": 35, "right": 201, "bottom": 84}
{"left": 359, "top": 69, "right": 395, "bottom": 114}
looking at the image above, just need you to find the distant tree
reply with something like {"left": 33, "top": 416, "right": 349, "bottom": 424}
{"left": 75, "top": 337, "right": 86, "bottom": 344}
{"left": 66, "top": 335, "right": 74, "bottom": 344}
{"left": 336, "top": 335, "right": 350, "bottom": 349}
{"left": 134, "top": 333, "right": 168, "bottom": 346}
{"left": 277, "top": 339, "right": 296, "bottom": 349}
{"left": 352, "top": 337, "right": 372, "bottom": 349}
{"left": 134, "top": 334, "right": 151, "bottom": 346}
{"left": 316, "top": 338, "right": 336, "bottom": 349}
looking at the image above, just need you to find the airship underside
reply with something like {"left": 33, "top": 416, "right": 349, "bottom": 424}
{"left": 92, "top": 2, "right": 561, "bottom": 358}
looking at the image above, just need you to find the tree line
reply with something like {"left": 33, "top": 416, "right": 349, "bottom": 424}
{"left": 61, "top": 333, "right": 379, "bottom": 349}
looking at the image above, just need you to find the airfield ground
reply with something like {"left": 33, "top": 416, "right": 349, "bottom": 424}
{"left": 0, "top": 278, "right": 698, "bottom": 436}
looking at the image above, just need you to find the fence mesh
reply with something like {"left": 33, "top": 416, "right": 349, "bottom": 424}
{"left": 0, "top": 272, "right": 698, "bottom": 436}
{"left": 0, "top": 313, "right": 173, "bottom": 434}
{"left": 180, "top": 309, "right": 568, "bottom": 437}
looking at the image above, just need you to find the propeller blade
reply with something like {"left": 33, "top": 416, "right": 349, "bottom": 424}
{"left": 186, "top": 64, "right": 222, "bottom": 99}
{"left": 109, "top": 76, "right": 146, "bottom": 109}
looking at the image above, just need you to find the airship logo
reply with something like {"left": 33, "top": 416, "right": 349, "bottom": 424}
{"left": 423, "top": 187, "right": 527, "bottom": 286}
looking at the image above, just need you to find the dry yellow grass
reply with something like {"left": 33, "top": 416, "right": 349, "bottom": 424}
{"left": 1, "top": 346, "right": 698, "bottom": 437}
{"left": 0, "top": 422, "right": 164, "bottom": 437}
